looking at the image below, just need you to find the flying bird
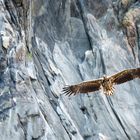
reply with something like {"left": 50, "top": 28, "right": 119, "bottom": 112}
{"left": 62, "top": 68, "right": 140, "bottom": 96}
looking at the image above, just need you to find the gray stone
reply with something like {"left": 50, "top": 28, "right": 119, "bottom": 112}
{"left": 0, "top": 0, "right": 140, "bottom": 140}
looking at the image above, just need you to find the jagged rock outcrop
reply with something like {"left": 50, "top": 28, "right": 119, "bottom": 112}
{"left": 0, "top": 0, "right": 140, "bottom": 140}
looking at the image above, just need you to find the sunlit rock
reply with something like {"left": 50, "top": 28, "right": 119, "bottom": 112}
{"left": 0, "top": 0, "right": 140, "bottom": 140}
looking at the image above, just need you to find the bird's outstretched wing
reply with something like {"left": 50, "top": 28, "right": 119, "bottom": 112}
{"left": 62, "top": 79, "right": 102, "bottom": 96}
{"left": 110, "top": 68, "right": 140, "bottom": 85}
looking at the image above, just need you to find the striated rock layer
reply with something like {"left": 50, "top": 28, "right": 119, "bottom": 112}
{"left": 0, "top": 0, "right": 140, "bottom": 139}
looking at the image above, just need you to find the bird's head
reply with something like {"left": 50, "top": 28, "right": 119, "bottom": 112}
{"left": 103, "top": 75, "right": 107, "bottom": 80}
{"left": 102, "top": 75, "right": 109, "bottom": 84}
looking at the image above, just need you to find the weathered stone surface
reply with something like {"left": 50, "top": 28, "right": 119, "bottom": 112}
{"left": 0, "top": 0, "right": 140, "bottom": 140}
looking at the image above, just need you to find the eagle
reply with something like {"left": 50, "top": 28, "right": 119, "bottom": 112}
{"left": 62, "top": 68, "right": 140, "bottom": 96}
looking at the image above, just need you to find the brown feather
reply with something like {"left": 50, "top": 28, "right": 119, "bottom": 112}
{"left": 62, "top": 68, "right": 140, "bottom": 96}
{"left": 111, "top": 68, "right": 140, "bottom": 85}
{"left": 62, "top": 79, "right": 102, "bottom": 96}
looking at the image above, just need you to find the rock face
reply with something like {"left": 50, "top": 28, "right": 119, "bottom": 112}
{"left": 0, "top": 0, "right": 140, "bottom": 140}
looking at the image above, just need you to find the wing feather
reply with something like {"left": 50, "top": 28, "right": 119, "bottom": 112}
{"left": 62, "top": 79, "right": 102, "bottom": 96}
{"left": 111, "top": 68, "right": 140, "bottom": 85}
